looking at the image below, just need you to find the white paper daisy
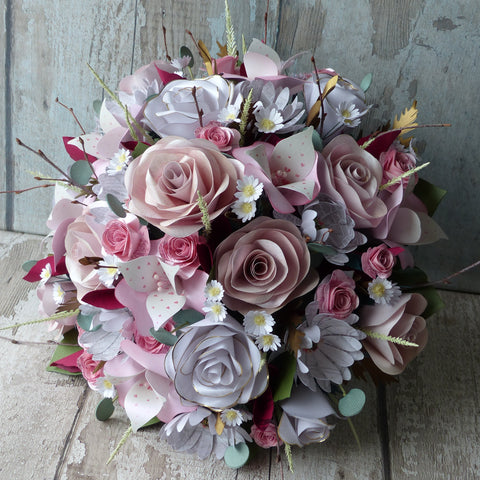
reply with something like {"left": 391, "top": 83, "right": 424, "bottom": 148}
{"left": 368, "top": 277, "right": 402, "bottom": 305}
{"left": 235, "top": 176, "right": 263, "bottom": 202}
{"left": 255, "top": 333, "right": 281, "bottom": 352}
{"left": 220, "top": 408, "right": 245, "bottom": 427}
{"left": 202, "top": 301, "right": 227, "bottom": 322}
{"left": 204, "top": 280, "right": 224, "bottom": 302}
{"left": 232, "top": 199, "right": 257, "bottom": 222}
{"left": 243, "top": 311, "right": 275, "bottom": 336}
{"left": 254, "top": 105, "right": 284, "bottom": 133}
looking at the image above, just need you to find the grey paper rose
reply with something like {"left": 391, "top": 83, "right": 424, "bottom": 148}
{"left": 165, "top": 316, "right": 268, "bottom": 410}
{"left": 278, "top": 385, "right": 336, "bottom": 446}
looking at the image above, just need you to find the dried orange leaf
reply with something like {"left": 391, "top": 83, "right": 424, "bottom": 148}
{"left": 306, "top": 99, "right": 321, "bottom": 127}
{"left": 198, "top": 40, "right": 214, "bottom": 75}
{"left": 216, "top": 41, "right": 228, "bottom": 57}
{"left": 322, "top": 75, "right": 338, "bottom": 100}
{"left": 393, "top": 100, "right": 418, "bottom": 132}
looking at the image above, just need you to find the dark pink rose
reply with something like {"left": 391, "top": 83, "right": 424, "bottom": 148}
{"left": 77, "top": 351, "right": 104, "bottom": 388}
{"left": 379, "top": 144, "right": 417, "bottom": 192}
{"left": 125, "top": 137, "right": 243, "bottom": 237}
{"left": 315, "top": 269, "right": 359, "bottom": 319}
{"left": 156, "top": 233, "right": 203, "bottom": 279}
{"left": 361, "top": 244, "right": 396, "bottom": 279}
{"left": 251, "top": 424, "right": 283, "bottom": 448}
{"left": 134, "top": 320, "right": 174, "bottom": 355}
{"left": 359, "top": 293, "right": 428, "bottom": 375}
{"left": 214, "top": 217, "right": 318, "bottom": 314}
{"left": 318, "top": 135, "right": 388, "bottom": 228}
{"left": 102, "top": 215, "right": 150, "bottom": 261}
{"left": 195, "top": 122, "right": 240, "bottom": 152}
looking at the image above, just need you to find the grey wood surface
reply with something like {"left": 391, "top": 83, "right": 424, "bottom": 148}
{"left": 2, "top": 0, "right": 479, "bottom": 292}
{"left": 1, "top": 231, "right": 479, "bottom": 479}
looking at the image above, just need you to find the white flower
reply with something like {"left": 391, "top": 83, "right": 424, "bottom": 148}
{"left": 107, "top": 148, "right": 131, "bottom": 175}
{"left": 97, "top": 255, "right": 120, "bottom": 288}
{"left": 52, "top": 282, "right": 65, "bottom": 305}
{"left": 255, "top": 333, "right": 281, "bottom": 352}
{"left": 232, "top": 199, "right": 257, "bottom": 222}
{"left": 40, "top": 263, "right": 52, "bottom": 285}
{"left": 368, "top": 278, "right": 402, "bottom": 305}
{"left": 334, "top": 102, "right": 364, "bottom": 128}
{"left": 95, "top": 377, "right": 116, "bottom": 398}
{"left": 204, "top": 280, "right": 224, "bottom": 302}
{"left": 171, "top": 55, "right": 192, "bottom": 71}
{"left": 243, "top": 311, "right": 275, "bottom": 336}
{"left": 235, "top": 176, "right": 263, "bottom": 202}
{"left": 254, "top": 105, "right": 284, "bottom": 133}
{"left": 220, "top": 408, "right": 244, "bottom": 427}
{"left": 202, "top": 301, "right": 227, "bottom": 322}
{"left": 218, "top": 104, "right": 241, "bottom": 123}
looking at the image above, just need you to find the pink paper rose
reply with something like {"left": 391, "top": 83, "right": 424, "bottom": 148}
{"left": 156, "top": 233, "right": 201, "bottom": 279}
{"left": 102, "top": 215, "right": 150, "bottom": 261}
{"left": 77, "top": 351, "right": 104, "bottom": 388}
{"left": 359, "top": 293, "right": 428, "bottom": 375}
{"left": 195, "top": 121, "right": 240, "bottom": 152}
{"left": 125, "top": 136, "right": 242, "bottom": 237}
{"left": 361, "top": 244, "right": 396, "bottom": 279}
{"left": 65, "top": 210, "right": 105, "bottom": 300}
{"left": 251, "top": 424, "right": 283, "bottom": 448}
{"left": 379, "top": 143, "right": 417, "bottom": 193}
{"left": 315, "top": 269, "right": 359, "bottom": 319}
{"left": 318, "top": 134, "right": 388, "bottom": 228}
{"left": 214, "top": 216, "right": 318, "bottom": 314}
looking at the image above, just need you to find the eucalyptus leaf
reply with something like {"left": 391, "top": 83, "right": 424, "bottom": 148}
{"left": 132, "top": 142, "right": 150, "bottom": 158}
{"left": 77, "top": 312, "right": 101, "bottom": 332}
{"left": 360, "top": 73, "right": 373, "bottom": 92}
{"left": 150, "top": 327, "right": 177, "bottom": 346}
{"left": 172, "top": 309, "right": 204, "bottom": 326}
{"left": 311, "top": 128, "right": 323, "bottom": 151}
{"left": 180, "top": 46, "right": 195, "bottom": 67}
{"left": 106, "top": 193, "right": 127, "bottom": 218}
{"left": 140, "top": 416, "right": 161, "bottom": 429}
{"left": 22, "top": 260, "right": 37, "bottom": 272}
{"left": 391, "top": 266, "right": 428, "bottom": 287}
{"left": 70, "top": 160, "right": 93, "bottom": 185}
{"left": 96, "top": 397, "right": 115, "bottom": 421}
{"left": 415, "top": 287, "right": 444, "bottom": 318}
{"left": 307, "top": 243, "right": 337, "bottom": 256}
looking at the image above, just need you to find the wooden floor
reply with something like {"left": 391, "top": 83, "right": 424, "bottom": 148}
{"left": 0, "top": 230, "right": 479, "bottom": 480}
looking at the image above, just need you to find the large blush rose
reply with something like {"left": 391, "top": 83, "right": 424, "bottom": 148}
{"left": 125, "top": 137, "right": 242, "bottom": 237}
{"left": 65, "top": 210, "right": 104, "bottom": 300}
{"left": 165, "top": 316, "right": 268, "bottom": 410}
{"left": 318, "top": 135, "right": 388, "bottom": 229}
{"left": 214, "top": 217, "right": 318, "bottom": 314}
{"left": 358, "top": 293, "right": 428, "bottom": 375}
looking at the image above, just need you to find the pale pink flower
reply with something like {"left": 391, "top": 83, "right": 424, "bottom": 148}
{"left": 251, "top": 424, "right": 282, "bottom": 448}
{"left": 361, "top": 244, "right": 396, "bottom": 279}
{"left": 194, "top": 121, "right": 240, "bottom": 152}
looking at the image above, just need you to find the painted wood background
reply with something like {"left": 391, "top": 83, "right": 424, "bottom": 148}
{"left": 1, "top": 0, "right": 479, "bottom": 292}
{"left": 1, "top": 231, "right": 479, "bottom": 478}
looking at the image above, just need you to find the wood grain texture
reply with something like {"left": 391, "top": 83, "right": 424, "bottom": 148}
{"left": 0, "top": 1, "right": 9, "bottom": 230}
{"left": 386, "top": 290, "right": 480, "bottom": 479}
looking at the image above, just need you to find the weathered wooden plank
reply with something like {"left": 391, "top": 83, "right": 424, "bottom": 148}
{"left": 386, "top": 290, "right": 480, "bottom": 479}
{"left": 9, "top": 0, "right": 137, "bottom": 234}
{"left": 0, "top": 1, "right": 9, "bottom": 230}
{"left": 0, "top": 231, "right": 88, "bottom": 480}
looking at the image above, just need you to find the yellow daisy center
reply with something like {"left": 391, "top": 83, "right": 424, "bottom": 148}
{"left": 242, "top": 184, "right": 256, "bottom": 197}
{"left": 260, "top": 118, "right": 276, "bottom": 131}
{"left": 371, "top": 282, "right": 386, "bottom": 297}
{"left": 240, "top": 202, "right": 253, "bottom": 214}
{"left": 254, "top": 314, "right": 266, "bottom": 326}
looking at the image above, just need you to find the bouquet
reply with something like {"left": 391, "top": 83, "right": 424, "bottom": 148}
{"left": 18, "top": 2, "right": 447, "bottom": 469}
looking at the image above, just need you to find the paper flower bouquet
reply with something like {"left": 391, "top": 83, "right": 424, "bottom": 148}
{"left": 19, "top": 4, "right": 447, "bottom": 469}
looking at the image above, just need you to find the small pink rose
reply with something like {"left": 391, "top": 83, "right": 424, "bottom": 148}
{"left": 251, "top": 424, "right": 283, "bottom": 449}
{"left": 134, "top": 320, "right": 174, "bottom": 355}
{"left": 102, "top": 215, "right": 150, "bottom": 261}
{"left": 359, "top": 293, "right": 428, "bottom": 375}
{"left": 77, "top": 351, "right": 104, "bottom": 388}
{"left": 156, "top": 233, "right": 201, "bottom": 279}
{"left": 361, "top": 244, "right": 396, "bottom": 279}
{"left": 315, "top": 269, "right": 359, "bottom": 319}
{"left": 195, "top": 121, "right": 240, "bottom": 152}
{"left": 379, "top": 144, "right": 417, "bottom": 192}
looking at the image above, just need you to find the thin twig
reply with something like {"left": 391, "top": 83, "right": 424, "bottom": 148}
{"left": 55, "top": 97, "right": 86, "bottom": 134}
{"left": 0, "top": 184, "right": 55, "bottom": 194}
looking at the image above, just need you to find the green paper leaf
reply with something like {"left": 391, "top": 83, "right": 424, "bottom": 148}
{"left": 415, "top": 287, "right": 444, "bottom": 318}
{"left": 338, "top": 388, "right": 366, "bottom": 417}
{"left": 180, "top": 46, "right": 195, "bottom": 68}
{"left": 414, "top": 178, "right": 447, "bottom": 216}
{"left": 391, "top": 266, "right": 428, "bottom": 287}
{"left": 272, "top": 352, "right": 297, "bottom": 402}
{"left": 70, "top": 160, "right": 93, "bottom": 185}
{"left": 106, "top": 193, "right": 127, "bottom": 218}
{"left": 93, "top": 99, "right": 102, "bottom": 115}
{"left": 307, "top": 243, "right": 337, "bottom": 256}
{"left": 46, "top": 329, "right": 83, "bottom": 376}
{"left": 172, "top": 309, "right": 204, "bottom": 326}
{"left": 132, "top": 142, "right": 150, "bottom": 158}
{"left": 22, "top": 260, "right": 37, "bottom": 272}
{"left": 224, "top": 442, "right": 250, "bottom": 469}
{"left": 77, "top": 312, "right": 101, "bottom": 332}
{"left": 360, "top": 73, "right": 373, "bottom": 92}
{"left": 96, "top": 397, "right": 115, "bottom": 421}
{"left": 140, "top": 416, "right": 161, "bottom": 429}
{"left": 149, "top": 327, "right": 177, "bottom": 346}
{"left": 310, "top": 127, "right": 323, "bottom": 151}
